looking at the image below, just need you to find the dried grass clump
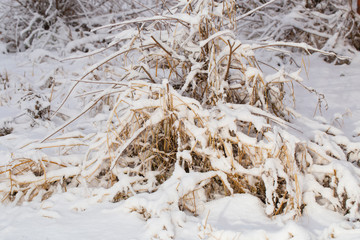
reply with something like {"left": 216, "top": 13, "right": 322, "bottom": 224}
{"left": 0, "top": 144, "right": 82, "bottom": 203}
{"left": 2, "top": 0, "right": 360, "bottom": 237}
{"left": 81, "top": 81, "right": 302, "bottom": 213}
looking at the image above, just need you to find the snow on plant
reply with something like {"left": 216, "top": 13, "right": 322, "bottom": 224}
{"left": 236, "top": 0, "right": 360, "bottom": 64}
{"left": 1, "top": 0, "right": 360, "bottom": 238}
{"left": 0, "top": 0, "right": 155, "bottom": 53}
{"left": 0, "top": 67, "right": 53, "bottom": 135}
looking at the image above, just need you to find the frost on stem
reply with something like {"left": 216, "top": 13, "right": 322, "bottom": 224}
{"left": 1, "top": 0, "right": 360, "bottom": 238}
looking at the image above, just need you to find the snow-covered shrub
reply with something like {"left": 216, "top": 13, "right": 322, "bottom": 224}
{"left": 2, "top": 0, "right": 360, "bottom": 238}
{"left": 0, "top": 67, "right": 53, "bottom": 133}
{"left": 0, "top": 0, "right": 153, "bottom": 52}
{"left": 19, "top": 92, "right": 50, "bottom": 120}
{"left": 0, "top": 121, "right": 13, "bottom": 136}
{"left": 236, "top": 0, "right": 360, "bottom": 63}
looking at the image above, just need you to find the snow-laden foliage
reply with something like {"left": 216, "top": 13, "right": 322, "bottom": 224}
{"left": 1, "top": 0, "right": 360, "bottom": 239}
{"left": 236, "top": 0, "right": 360, "bottom": 63}
{"left": 0, "top": 0, "right": 157, "bottom": 53}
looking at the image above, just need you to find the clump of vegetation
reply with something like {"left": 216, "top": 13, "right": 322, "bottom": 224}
{"left": 0, "top": 121, "right": 13, "bottom": 136}
{"left": 236, "top": 0, "right": 360, "bottom": 64}
{"left": 19, "top": 92, "right": 50, "bottom": 120}
{"left": 0, "top": 0, "right": 151, "bottom": 52}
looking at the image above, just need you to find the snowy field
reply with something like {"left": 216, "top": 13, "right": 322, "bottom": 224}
{"left": 2, "top": 191, "right": 360, "bottom": 240}
{"left": 1, "top": 50, "right": 360, "bottom": 240}
{"left": 1, "top": 1, "right": 360, "bottom": 239}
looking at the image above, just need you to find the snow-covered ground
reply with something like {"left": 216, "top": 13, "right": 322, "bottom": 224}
{"left": 1, "top": 190, "right": 360, "bottom": 239}
{"left": 295, "top": 54, "right": 360, "bottom": 140}
{"left": 1, "top": 48, "right": 360, "bottom": 240}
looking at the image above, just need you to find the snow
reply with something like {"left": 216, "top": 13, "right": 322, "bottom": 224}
{"left": 0, "top": 194, "right": 149, "bottom": 240}
{"left": 293, "top": 55, "right": 360, "bottom": 139}
{"left": 3, "top": 192, "right": 358, "bottom": 240}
